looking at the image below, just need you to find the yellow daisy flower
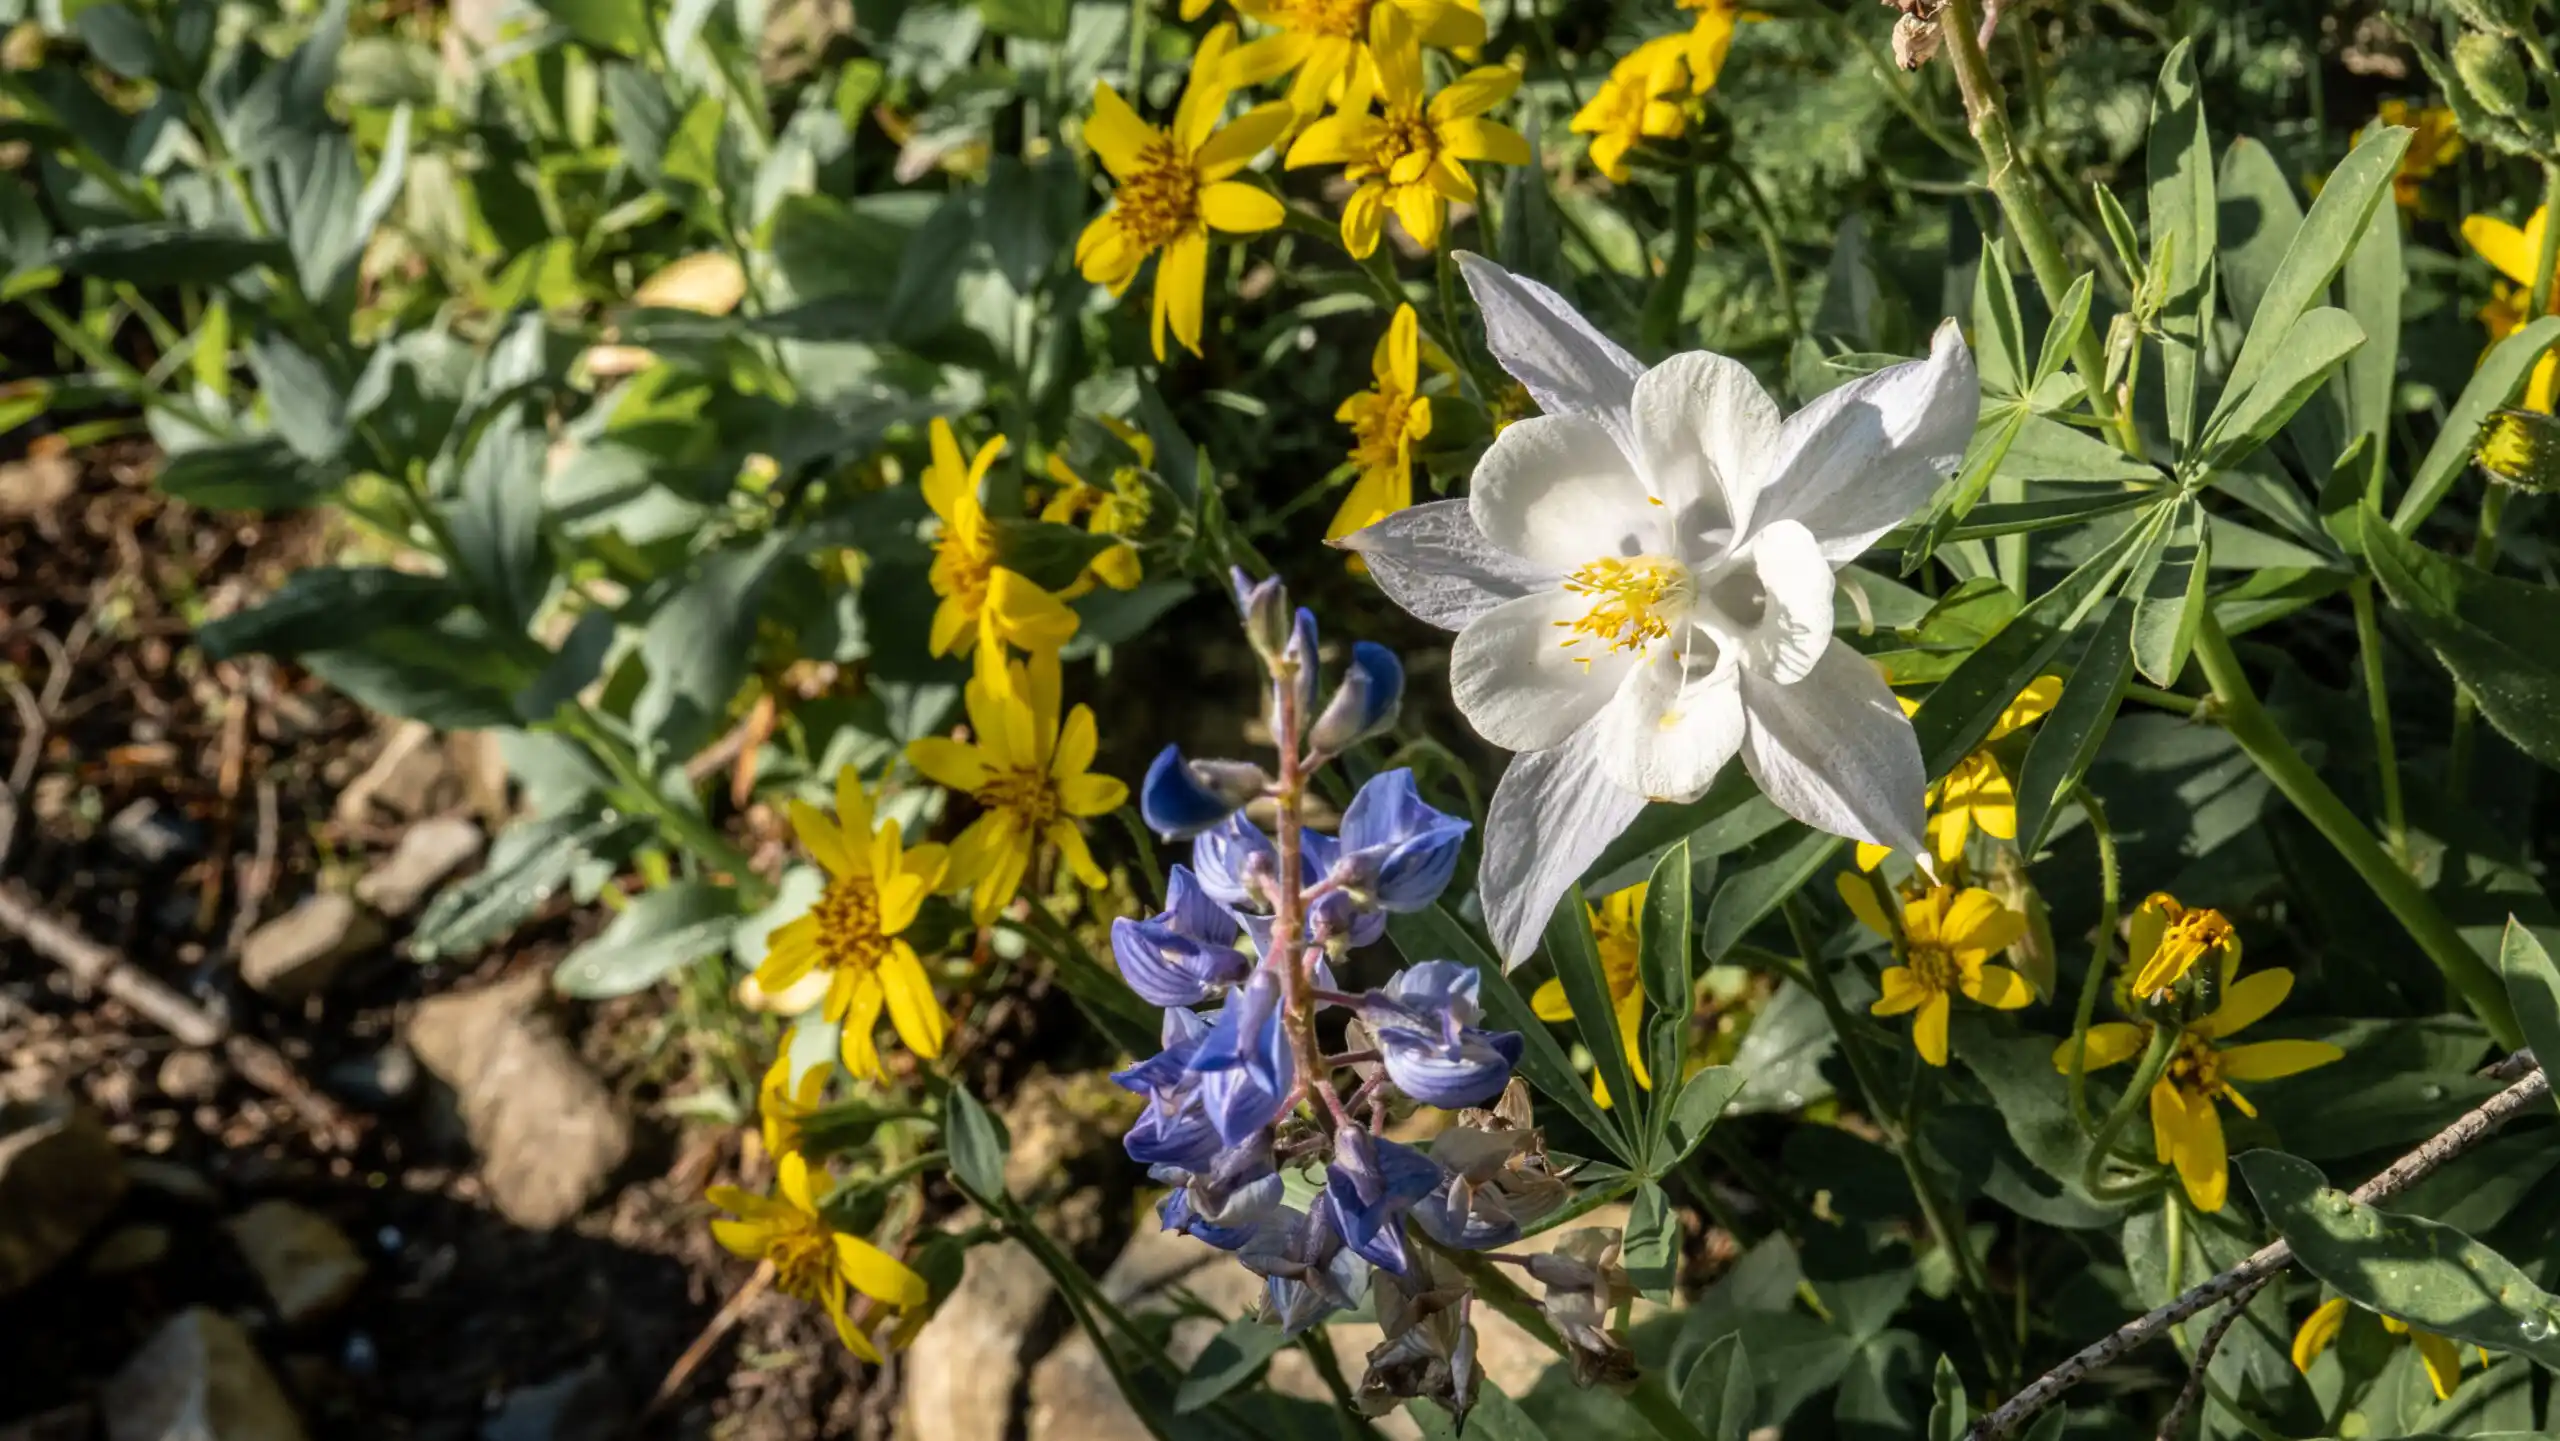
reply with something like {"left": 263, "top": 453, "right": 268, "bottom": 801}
{"left": 1076, "top": 24, "right": 1294, "bottom": 360}
{"left": 1040, "top": 417, "right": 1154, "bottom": 594}
{"left": 905, "top": 649, "right": 1130, "bottom": 924}
{"left": 1226, "top": 0, "right": 1488, "bottom": 121}
{"left": 2292, "top": 1295, "right": 2480, "bottom": 1401}
{"left": 2369, "top": 100, "right": 2460, "bottom": 212}
{"left": 1327, "top": 303, "right": 1438, "bottom": 556}
{"left": 1570, "top": 34, "right": 1691, "bottom": 184}
{"left": 755, "top": 769, "right": 951, "bottom": 1081}
{"left": 1845, "top": 882, "right": 2033, "bottom": 1066}
{"left": 759, "top": 1046, "right": 828, "bottom": 1161}
{"left": 2058, "top": 959, "right": 2342, "bottom": 1212}
{"left": 1856, "top": 676, "right": 2061, "bottom": 871}
{"left": 2461, "top": 204, "right": 2559, "bottom": 412}
{"left": 1282, "top": 4, "right": 1528, "bottom": 259}
{"left": 1673, "top": 0, "right": 1766, "bottom": 94}
{"left": 2123, "top": 891, "right": 2236, "bottom": 1001}
{"left": 1530, "top": 883, "right": 1650, "bottom": 1108}
{"left": 708, "top": 1151, "right": 928, "bottom": 1361}
{"left": 922, "top": 419, "right": 1081, "bottom": 688}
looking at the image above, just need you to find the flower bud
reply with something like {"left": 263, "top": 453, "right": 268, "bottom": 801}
{"left": 2476, "top": 407, "right": 2560, "bottom": 493}
{"left": 2455, "top": 32, "right": 2531, "bottom": 119}
{"left": 1139, "top": 745, "right": 1270, "bottom": 838}
{"left": 1308, "top": 641, "right": 1406, "bottom": 755}
{"left": 1230, "top": 567, "right": 1292, "bottom": 666}
{"left": 1281, "top": 607, "right": 1321, "bottom": 722}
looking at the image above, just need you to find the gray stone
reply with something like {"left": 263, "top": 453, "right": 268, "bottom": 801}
{"left": 324, "top": 1045, "right": 419, "bottom": 1108}
{"left": 224, "top": 1200, "right": 367, "bottom": 1324}
{"left": 355, "top": 817, "right": 484, "bottom": 917}
{"left": 103, "top": 1308, "right": 308, "bottom": 1441}
{"left": 156, "top": 1050, "right": 222, "bottom": 1102}
{"left": 898, "top": 1238, "right": 1053, "bottom": 1441}
{"left": 406, "top": 974, "right": 630, "bottom": 1229}
{"left": 0, "top": 1093, "right": 125, "bottom": 1295}
{"left": 481, "top": 1361, "right": 622, "bottom": 1441}
{"left": 107, "top": 799, "right": 200, "bottom": 866}
{"left": 240, "top": 895, "right": 385, "bottom": 1001}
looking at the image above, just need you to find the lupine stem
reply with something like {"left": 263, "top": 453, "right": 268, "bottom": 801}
{"left": 2064, "top": 783, "right": 2120, "bottom": 1135}
{"left": 2192, "top": 614, "right": 2522, "bottom": 1046}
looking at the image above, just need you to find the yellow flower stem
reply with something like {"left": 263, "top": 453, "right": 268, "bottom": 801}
{"left": 1123, "top": 0, "right": 1150, "bottom": 110}
{"left": 2350, "top": 579, "right": 2410, "bottom": 866}
{"left": 1278, "top": 202, "right": 1486, "bottom": 406}
{"left": 558, "top": 703, "right": 774, "bottom": 907}
{"left": 2080, "top": 1022, "right": 2178, "bottom": 1202}
{"left": 1784, "top": 898, "right": 2017, "bottom": 1387}
{"left": 2194, "top": 613, "right": 2523, "bottom": 1047}
{"left": 2062, "top": 783, "right": 2120, "bottom": 1135}
{"left": 1639, "top": 161, "right": 1700, "bottom": 355}
{"left": 2126, "top": 682, "right": 2203, "bottom": 717}
{"left": 1936, "top": 0, "right": 2135, "bottom": 458}
{"left": 1716, "top": 154, "right": 1803, "bottom": 345}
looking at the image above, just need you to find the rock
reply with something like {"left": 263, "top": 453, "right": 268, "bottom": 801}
{"left": 406, "top": 974, "right": 631, "bottom": 1229}
{"left": 323, "top": 1045, "right": 419, "bottom": 1108}
{"left": 336, "top": 722, "right": 455, "bottom": 825}
{"left": 0, "top": 1092, "right": 125, "bottom": 1295}
{"left": 239, "top": 896, "right": 385, "bottom": 1001}
{"left": 88, "top": 1223, "right": 172, "bottom": 1275}
{"left": 354, "top": 817, "right": 484, "bottom": 917}
{"left": 0, "top": 452, "right": 75, "bottom": 521}
{"left": 899, "top": 1239, "right": 1054, "bottom": 1441}
{"left": 480, "top": 1361, "right": 623, "bottom": 1441}
{"left": 107, "top": 799, "right": 201, "bottom": 866}
{"left": 103, "top": 1308, "right": 308, "bottom": 1441}
{"left": 157, "top": 1050, "right": 223, "bottom": 1102}
{"left": 225, "top": 1201, "right": 367, "bottom": 1324}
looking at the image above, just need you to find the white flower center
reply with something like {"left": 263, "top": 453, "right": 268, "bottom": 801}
{"left": 1555, "top": 554, "right": 1690, "bottom": 664}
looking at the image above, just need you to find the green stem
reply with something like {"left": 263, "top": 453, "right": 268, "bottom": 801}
{"left": 1717, "top": 155, "right": 1801, "bottom": 343}
{"left": 1124, "top": 0, "right": 1151, "bottom": 96}
{"left": 2192, "top": 613, "right": 2522, "bottom": 1046}
{"left": 2447, "top": 484, "right": 2510, "bottom": 796}
{"left": 2350, "top": 579, "right": 2409, "bottom": 864}
{"left": 1937, "top": 0, "right": 2131, "bottom": 455}
{"left": 1640, "top": 160, "right": 1700, "bottom": 355}
{"left": 2081, "top": 1023, "right": 2178, "bottom": 1199}
{"left": 2063, "top": 783, "right": 2120, "bottom": 1135}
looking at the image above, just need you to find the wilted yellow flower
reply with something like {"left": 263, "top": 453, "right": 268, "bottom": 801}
{"left": 708, "top": 1152, "right": 927, "bottom": 1360}
{"left": 1856, "top": 677, "right": 2059, "bottom": 871}
{"left": 1227, "top": 0, "right": 1487, "bottom": 121}
{"left": 2124, "top": 891, "right": 2235, "bottom": 1000}
{"left": 1570, "top": 35, "right": 1690, "bottom": 184}
{"left": 922, "top": 419, "right": 1080, "bottom": 689}
{"left": 1283, "top": 5, "right": 1528, "bottom": 259}
{"left": 2369, "top": 100, "right": 2461, "bottom": 211}
{"left": 1327, "top": 304, "right": 1437, "bottom": 555}
{"left": 1042, "top": 417, "right": 1155, "bottom": 593}
{"left": 756, "top": 769, "right": 951, "bottom": 1080}
{"left": 1845, "top": 882, "right": 2032, "bottom": 1066}
{"left": 1077, "top": 25, "right": 1293, "bottom": 359}
{"left": 759, "top": 1047, "right": 828, "bottom": 1160}
{"left": 2292, "top": 1296, "right": 2477, "bottom": 1401}
{"left": 1531, "top": 883, "right": 1650, "bottom": 1107}
{"left": 906, "top": 650, "right": 1129, "bottom": 924}
{"left": 2059, "top": 958, "right": 2341, "bottom": 1212}
{"left": 1673, "top": 0, "right": 1765, "bottom": 94}
{"left": 2461, "top": 204, "right": 2558, "bottom": 412}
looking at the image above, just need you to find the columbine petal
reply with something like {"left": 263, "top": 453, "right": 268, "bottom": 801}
{"left": 1589, "top": 635, "right": 1744, "bottom": 803}
{"left": 1478, "top": 722, "right": 1648, "bottom": 967}
{"left": 1735, "top": 519, "right": 1835, "bottom": 684}
{"left": 1454, "top": 252, "right": 1645, "bottom": 441}
{"left": 1337, "top": 500, "right": 1554, "bottom": 631}
{"left": 1737, "top": 641, "right": 1927, "bottom": 856}
{"left": 1468, "top": 415, "right": 1657, "bottom": 570}
{"left": 1628, "top": 349, "right": 1779, "bottom": 537}
{"left": 1451, "top": 589, "right": 1630, "bottom": 753}
{"left": 1750, "top": 318, "right": 1979, "bottom": 561}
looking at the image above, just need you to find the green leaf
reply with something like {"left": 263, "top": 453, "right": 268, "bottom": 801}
{"left": 2362, "top": 506, "right": 2560, "bottom": 771}
{"left": 988, "top": 516, "right": 1120, "bottom": 592}
{"left": 1175, "top": 1318, "right": 1287, "bottom": 1414}
{"left": 2214, "top": 125, "right": 2405, "bottom": 427}
{"left": 1065, "top": 581, "right": 1190, "bottom": 656}
{"left": 530, "top": 0, "right": 651, "bottom": 55}
{"left": 2213, "top": 137, "right": 2305, "bottom": 335}
{"left": 2146, "top": 40, "right": 2215, "bottom": 449}
{"left": 2343, "top": 181, "right": 2404, "bottom": 451}
{"left": 1679, "top": 1332, "right": 1753, "bottom": 1441}
{"left": 1638, "top": 839, "right": 1696, "bottom": 1163}
{"left": 1658, "top": 1066, "right": 1746, "bottom": 1173}
{"left": 445, "top": 407, "right": 550, "bottom": 630}
{"left": 2201, "top": 307, "right": 2366, "bottom": 467}
{"left": 1998, "top": 414, "right": 2160, "bottom": 483}
{"left": 553, "top": 882, "right": 741, "bottom": 998}
{"left": 2014, "top": 596, "right": 2135, "bottom": 854}
{"left": 2129, "top": 497, "right": 2209, "bottom": 686}
{"left": 412, "top": 800, "right": 647, "bottom": 961}
{"left": 944, "top": 1087, "right": 1011, "bottom": 1203}
{"left": 2030, "top": 273, "right": 2094, "bottom": 393}
{"left": 1389, "top": 906, "right": 1627, "bottom": 1158}
{"left": 1935, "top": 491, "right": 2154, "bottom": 543}
{"left": 303, "top": 624, "right": 532, "bottom": 731}
{"left": 978, "top": 0, "right": 1069, "bottom": 39}
{"left": 2496, "top": 921, "right": 2560, "bottom": 1114}
{"left": 155, "top": 438, "right": 335, "bottom": 511}
{"left": 632, "top": 533, "right": 789, "bottom": 758}
{"left": 1972, "top": 245, "right": 2029, "bottom": 400}
{"left": 2392, "top": 315, "right": 2560, "bottom": 533}
{"left": 74, "top": 3, "right": 156, "bottom": 78}
{"left": 1545, "top": 886, "right": 1643, "bottom": 1133}
{"left": 52, "top": 224, "right": 284, "bottom": 286}
{"left": 198, "top": 567, "right": 460, "bottom": 661}
{"left": 1701, "top": 824, "right": 1838, "bottom": 961}
{"left": 1624, "top": 1179, "right": 1678, "bottom": 1301}
{"left": 246, "top": 334, "right": 348, "bottom": 464}
{"left": 2238, "top": 1150, "right": 2560, "bottom": 1367}
{"left": 1924, "top": 1354, "right": 1967, "bottom": 1441}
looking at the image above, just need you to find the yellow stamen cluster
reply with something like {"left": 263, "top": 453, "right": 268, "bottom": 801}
{"left": 1556, "top": 556, "right": 1690, "bottom": 660}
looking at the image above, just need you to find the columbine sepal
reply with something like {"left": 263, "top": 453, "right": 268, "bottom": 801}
{"left": 1140, "top": 745, "right": 1269, "bottom": 839}
{"left": 1308, "top": 640, "right": 1406, "bottom": 754}
{"left": 1110, "top": 865, "right": 1254, "bottom": 1006}
{"left": 1361, "top": 961, "right": 1523, "bottom": 1109}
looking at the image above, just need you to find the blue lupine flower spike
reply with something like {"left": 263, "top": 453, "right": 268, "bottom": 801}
{"left": 1111, "top": 866, "right": 1254, "bottom": 1007}
{"left": 1333, "top": 769, "right": 1470, "bottom": 914}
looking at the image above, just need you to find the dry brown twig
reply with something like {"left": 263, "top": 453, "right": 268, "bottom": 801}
{"left": 1968, "top": 1060, "right": 2553, "bottom": 1440}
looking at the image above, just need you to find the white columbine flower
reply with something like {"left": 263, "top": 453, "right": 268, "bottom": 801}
{"left": 1342, "top": 254, "right": 1978, "bottom": 965}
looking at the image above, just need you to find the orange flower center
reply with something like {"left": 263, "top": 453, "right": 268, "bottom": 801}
{"left": 2166, "top": 1033, "right": 2232, "bottom": 1103}
{"left": 1113, "top": 141, "right": 1203, "bottom": 252}
{"left": 1361, "top": 104, "right": 1439, "bottom": 183}
{"left": 1346, "top": 388, "right": 1418, "bottom": 475}
{"left": 979, "top": 765, "right": 1062, "bottom": 828}
{"left": 1907, "top": 944, "right": 1960, "bottom": 993}
{"left": 1269, "top": 0, "right": 1372, "bottom": 40}
{"left": 812, "top": 874, "right": 892, "bottom": 975}
{"left": 933, "top": 523, "right": 997, "bottom": 618}
{"left": 765, "top": 1214, "right": 837, "bottom": 1305}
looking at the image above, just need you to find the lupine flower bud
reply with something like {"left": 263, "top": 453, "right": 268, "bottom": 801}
{"left": 1231, "top": 567, "right": 1293, "bottom": 666}
{"left": 1282, "top": 607, "right": 1321, "bottom": 722}
{"left": 1308, "top": 641, "right": 1406, "bottom": 755}
{"left": 1139, "top": 745, "right": 1269, "bottom": 838}
{"left": 2456, "top": 31, "right": 2531, "bottom": 119}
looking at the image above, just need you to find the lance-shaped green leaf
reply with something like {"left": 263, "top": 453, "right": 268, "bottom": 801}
{"left": 1545, "top": 886, "right": 1644, "bottom": 1132}
{"left": 1625, "top": 1178, "right": 1678, "bottom": 1301}
{"left": 2147, "top": 41, "right": 2215, "bottom": 448}
{"left": 2199, "top": 307, "right": 2366, "bottom": 469}
{"left": 1924, "top": 1354, "right": 1967, "bottom": 1441}
{"left": 2239, "top": 1150, "right": 2560, "bottom": 1367}
{"left": 1658, "top": 1066, "right": 1746, "bottom": 1173}
{"left": 2014, "top": 596, "right": 2135, "bottom": 854}
{"left": 2129, "top": 497, "right": 2210, "bottom": 686}
{"left": 2215, "top": 137, "right": 2305, "bottom": 334}
{"left": 1998, "top": 414, "right": 2162, "bottom": 484}
{"left": 553, "top": 882, "right": 741, "bottom": 998}
{"left": 1175, "top": 1318, "right": 1288, "bottom": 1414}
{"left": 2211, "top": 126, "right": 2406, "bottom": 428}
{"left": 943, "top": 1086, "right": 1011, "bottom": 1203}
{"left": 1701, "top": 824, "right": 1838, "bottom": 961}
{"left": 2343, "top": 178, "right": 2404, "bottom": 453}
{"left": 1639, "top": 839, "right": 1697, "bottom": 1163}
{"left": 2030, "top": 273, "right": 2094, "bottom": 393}
{"left": 2362, "top": 506, "right": 2560, "bottom": 771}
{"left": 2392, "top": 315, "right": 2560, "bottom": 533}
{"left": 1680, "top": 1332, "right": 1754, "bottom": 1441}
{"left": 1973, "top": 245, "right": 2031, "bottom": 399}
{"left": 1389, "top": 906, "right": 1627, "bottom": 1159}
{"left": 2497, "top": 920, "right": 2560, "bottom": 1116}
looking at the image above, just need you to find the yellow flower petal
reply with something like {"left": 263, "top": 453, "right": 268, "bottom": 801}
{"left": 1200, "top": 180, "right": 1285, "bottom": 234}
{"left": 2164, "top": 1085, "right": 2229, "bottom": 1212}
{"left": 789, "top": 800, "right": 859, "bottom": 877}
{"left": 1963, "top": 963, "right": 2035, "bottom": 1010}
{"left": 1050, "top": 820, "right": 1108, "bottom": 888}
{"left": 1341, "top": 184, "right": 1387, "bottom": 259}
{"left": 1439, "top": 116, "right": 1529, "bottom": 165}
{"left": 839, "top": 972, "right": 886, "bottom": 1080}
{"left": 1614, "top": 986, "right": 1652, "bottom": 1089}
{"left": 2215, "top": 1038, "right": 2344, "bottom": 1081}
{"left": 2052, "top": 1021, "right": 2149, "bottom": 1073}
{"left": 1942, "top": 888, "right": 2026, "bottom": 956}
{"left": 1837, "top": 873, "right": 1895, "bottom": 940}
{"left": 1431, "top": 66, "right": 1518, "bottom": 122}
{"left": 778, "top": 1150, "right": 818, "bottom": 1213}
{"left": 1197, "top": 104, "right": 1294, "bottom": 181}
{"left": 835, "top": 1232, "right": 930, "bottom": 1308}
{"left": 2291, "top": 1296, "right": 2350, "bottom": 1373}
{"left": 1155, "top": 229, "right": 1210, "bottom": 359}
{"left": 1871, "top": 966, "right": 1930, "bottom": 1016}
{"left": 880, "top": 943, "right": 948, "bottom": 1060}
{"left": 1913, "top": 991, "right": 1951, "bottom": 1065}
{"left": 711, "top": 1217, "right": 772, "bottom": 1259}
{"left": 1084, "top": 83, "right": 1159, "bottom": 178}
{"left": 2463, "top": 209, "right": 2546, "bottom": 289}
{"left": 1531, "top": 976, "right": 1574, "bottom": 1022}
{"left": 2412, "top": 1329, "right": 2464, "bottom": 1401}
{"left": 2198, "top": 968, "right": 2293, "bottom": 1039}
